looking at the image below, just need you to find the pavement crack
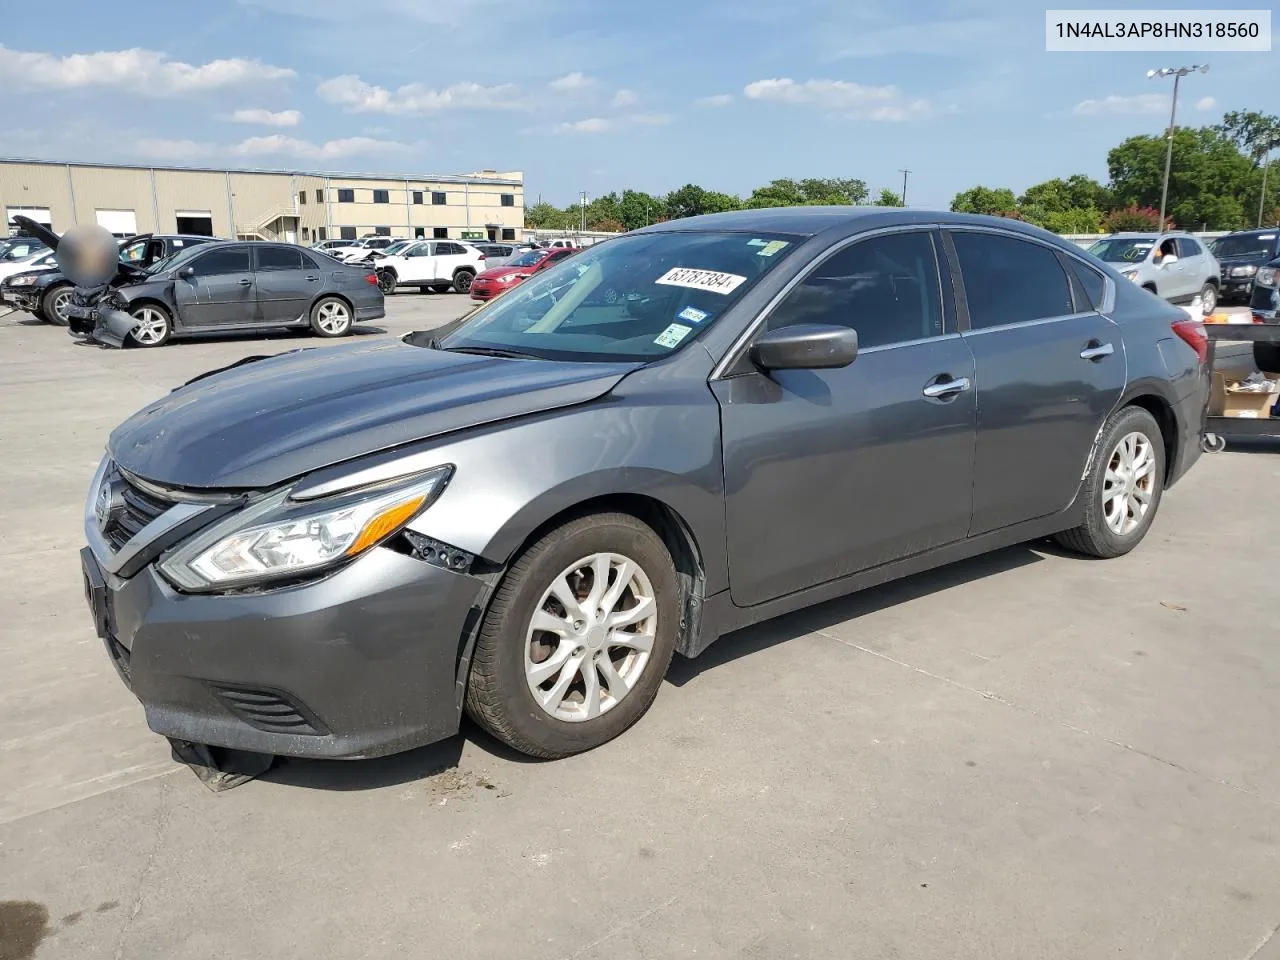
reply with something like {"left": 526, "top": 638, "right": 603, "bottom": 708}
{"left": 1242, "top": 920, "right": 1280, "bottom": 960}
{"left": 560, "top": 894, "right": 679, "bottom": 960}
{"left": 112, "top": 777, "right": 172, "bottom": 960}
{"left": 814, "top": 630, "right": 1280, "bottom": 809}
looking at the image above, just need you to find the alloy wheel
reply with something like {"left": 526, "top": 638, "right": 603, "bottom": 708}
{"left": 1102, "top": 431, "right": 1156, "bottom": 536}
{"left": 131, "top": 307, "right": 169, "bottom": 345}
{"left": 316, "top": 301, "right": 351, "bottom": 335}
{"left": 524, "top": 552, "right": 657, "bottom": 723}
{"left": 51, "top": 289, "right": 73, "bottom": 324}
{"left": 454, "top": 273, "right": 473, "bottom": 294}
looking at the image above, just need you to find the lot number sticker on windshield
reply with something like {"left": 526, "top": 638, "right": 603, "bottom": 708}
{"left": 655, "top": 267, "right": 746, "bottom": 296}
{"left": 654, "top": 323, "right": 693, "bottom": 348}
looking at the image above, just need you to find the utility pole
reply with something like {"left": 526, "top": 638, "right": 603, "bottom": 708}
{"left": 1260, "top": 146, "right": 1276, "bottom": 227}
{"left": 579, "top": 191, "right": 587, "bottom": 233}
{"left": 899, "top": 169, "right": 910, "bottom": 206}
{"left": 1147, "top": 64, "right": 1208, "bottom": 231}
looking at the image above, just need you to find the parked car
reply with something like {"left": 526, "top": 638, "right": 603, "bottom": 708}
{"left": 471, "top": 242, "right": 518, "bottom": 267}
{"left": 1088, "top": 231, "right": 1220, "bottom": 312}
{"left": 469, "top": 246, "right": 578, "bottom": 301}
{"left": 0, "top": 246, "right": 56, "bottom": 286}
{"left": 78, "top": 207, "right": 1206, "bottom": 763}
{"left": 312, "top": 239, "right": 359, "bottom": 253}
{"left": 1211, "top": 229, "right": 1280, "bottom": 303}
{"left": 1249, "top": 257, "right": 1280, "bottom": 371}
{"left": 372, "top": 239, "right": 486, "bottom": 294}
{"left": 62, "top": 240, "right": 384, "bottom": 347}
{"left": 0, "top": 235, "right": 50, "bottom": 263}
{"left": 2, "top": 233, "right": 215, "bottom": 324}
{"left": 333, "top": 236, "right": 399, "bottom": 262}
{"left": 342, "top": 238, "right": 416, "bottom": 266}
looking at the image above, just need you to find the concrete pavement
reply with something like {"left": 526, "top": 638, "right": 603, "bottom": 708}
{"left": 2, "top": 294, "right": 1279, "bottom": 960}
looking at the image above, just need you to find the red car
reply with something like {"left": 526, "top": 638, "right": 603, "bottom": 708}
{"left": 469, "top": 247, "right": 578, "bottom": 301}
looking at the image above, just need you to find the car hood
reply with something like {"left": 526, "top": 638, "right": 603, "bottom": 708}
{"left": 1217, "top": 253, "right": 1271, "bottom": 267}
{"left": 108, "top": 339, "right": 639, "bottom": 489}
{"left": 476, "top": 265, "right": 530, "bottom": 281}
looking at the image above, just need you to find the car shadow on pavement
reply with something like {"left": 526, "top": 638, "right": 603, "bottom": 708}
{"left": 666, "top": 544, "right": 1046, "bottom": 687}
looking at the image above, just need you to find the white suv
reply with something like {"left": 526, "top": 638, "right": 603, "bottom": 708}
{"left": 372, "top": 240, "right": 486, "bottom": 294}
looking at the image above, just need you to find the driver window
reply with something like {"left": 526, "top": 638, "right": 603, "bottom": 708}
{"left": 1157, "top": 239, "right": 1178, "bottom": 261}
{"left": 766, "top": 231, "right": 944, "bottom": 349}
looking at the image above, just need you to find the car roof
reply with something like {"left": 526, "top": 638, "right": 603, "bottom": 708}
{"left": 1218, "top": 228, "right": 1277, "bottom": 237}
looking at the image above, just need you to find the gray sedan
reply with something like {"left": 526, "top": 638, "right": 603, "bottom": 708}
{"left": 80, "top": 208, "right": 1207, "bottom": 763}
{"left": 74, "top": 241, "right": 385, "bottom": 347}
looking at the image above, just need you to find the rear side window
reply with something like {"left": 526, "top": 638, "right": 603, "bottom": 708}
{"left": 256, "top": 246, "right": 305, "bottom": 272}
{"left": 190, "top": 247, "right": 250, "bottom": 277}
{"left": 767, "top": 230, "right": 944, "bottom": 349}
{"left": 1067, "top": 260, "right": 1107, "bottom": 312}
{"left": 1176, "top": 237, "right": 1203, "bottom": 258}
{"left": 951, "top": 232, "right": 1072, "bottom": 329}
{"left": 439, "top": 242, "right": 465, "bottom": 256}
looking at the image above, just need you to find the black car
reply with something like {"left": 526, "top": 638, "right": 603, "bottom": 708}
{"left": 2, "top": 233, "right": 215, "bottom": 325}
{"left": 1211, "top": 229, "right": 1280, "bottom": 302}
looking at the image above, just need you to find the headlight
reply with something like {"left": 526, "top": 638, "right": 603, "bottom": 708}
{"left": 498, "top": 273, "right": 523, "bottom": 282}
{"left": 1123, "top": 270, "right": 1139, "bottom": 282}
{"left": 1230, "top": 265, "right": 1259, "bottom": 278}
{"left": 158, "top": 465, "right": 452, "bottom": 590}
{"left": 9, "top": 274, "right": 38, "bottom": 286}
{"left": 1258, "top": 267, "right": 1278, "bottom": 288}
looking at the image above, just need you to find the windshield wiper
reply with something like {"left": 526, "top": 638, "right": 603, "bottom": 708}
{"left": 441, "top": 345, "right": 543, "bottom": 360}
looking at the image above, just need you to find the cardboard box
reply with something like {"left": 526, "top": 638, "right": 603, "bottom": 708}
{"left": 1209, "top": 372, "right": 1280, "bottom": 418}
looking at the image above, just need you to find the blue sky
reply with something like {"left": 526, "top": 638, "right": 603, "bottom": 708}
{"left": 0, "top": 0, "right": 1275, "bottom": 208}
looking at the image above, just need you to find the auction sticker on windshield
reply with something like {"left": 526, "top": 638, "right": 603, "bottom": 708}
{"left": 654, "top": 323, "right": 693, "bottom": 348}
{"left": 655, "top": 267, "right": 746, "bottom": 295}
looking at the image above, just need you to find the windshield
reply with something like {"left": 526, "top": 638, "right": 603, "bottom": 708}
{"left": 507, "top": 250, "right": 548, "bottom": 268}
{"left": 439, "top": 231, "right": 800, "bottom": 362}
{"left": 147, "top": 243, "right": 205, "bottom": 275}
{"left": 1089, "top": 238, "right": 1154, "bottom": 263}
{"left": 1212, "top": 233, "right": 1277, "bottom": 259}
{"left": 381, "top": 240, "right": 412, "bottom": 256}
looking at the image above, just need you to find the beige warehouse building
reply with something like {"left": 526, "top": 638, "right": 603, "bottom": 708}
{"left": 0, "top": 158, "right": 525, "bottom": 245}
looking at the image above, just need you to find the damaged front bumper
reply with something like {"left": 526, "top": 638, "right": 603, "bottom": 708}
{"left": 67, "top": 303, "right": 140, "bottom": 348}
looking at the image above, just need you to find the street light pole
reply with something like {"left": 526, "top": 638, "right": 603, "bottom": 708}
{"left": 1260, "top": 149, "right": 1274, "bottom": 227}
{"left": 899, "top": 168, "right": 911, "bottom": 206}
{"left": 1147, "top": 64, "right": 1209, "bottom": 231}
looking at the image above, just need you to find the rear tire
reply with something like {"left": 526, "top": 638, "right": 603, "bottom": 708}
{"left": 452, "top": 270, "right": 475, "bottom": 294}
{"left": 465, "top": 513, "right": 680, "bottom": 759}
{"left": 376, "top": 270, "right": 396, "bottom": 295}
{"left": 310, "top": 297, "right": 353, "bottom": 338}
{"left": 1055, "top": 406, "right": 1165, "bottom": 559}
{"left": 41, "top": 284, "right": 74, "bottom": 327}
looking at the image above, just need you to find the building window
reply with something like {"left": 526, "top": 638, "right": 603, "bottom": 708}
{"left": 374, "top": 226, "right": 392, "bottom": 236}
{"left": 301, "top": 226, "right": 310, "bottom": 240}
{"left": 414, "top": 227, "right": 426, "bottom": 239}
{"left": 316, "top": 189, "right": 324, "bottom": 203}
{"left": 413, "top": 191, "right": 424, "bottom": 204}
{"left": 298, "top": 191, "right": 307, "bottom": 205}
{"left": 339, "top": 226, "right": 357, "bottom": 240}
{"left": 501, "top": 194, "right": 515, "bottom": 207}
{"left": 337, "top": 188, "right": 355, "bottom": 203}
{"left": 433, "top": 227, "right": 448, "bottom": 239}
{"left": 501, "top": 228, "right": 516, "bottom": 241}
{"left": 431, "top": 191, "right": 447, "bottom": 205}
{"left": 373, "top": 189, "right": 390, "bottom": 204}
{"left": 318, "top": 227, "right": 327, "bottom": 241}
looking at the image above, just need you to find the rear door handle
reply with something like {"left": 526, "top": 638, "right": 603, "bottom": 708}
{"left": 238, "top": 278, "right": 252, "bottom": 287}
{"left": 304, "top": 275, "right": 320, "bottom": 282}
{"left": 922, "top": 376, "right": 971, "bottom": 399}
{"left": 1080, "top": 341, "right": 1114, "bottom": 361}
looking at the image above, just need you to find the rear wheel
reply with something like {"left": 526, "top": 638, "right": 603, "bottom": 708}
{"left": 1055, "top": 406, "right": 1165, "bottom": 559}
{"left": 41, "top": 284, "right": 74, "bottom": 326}
{"left": 465, "top": 513, "right": 680, "bottom": 758}
{"left": 1199, "top": 282, "right": 1217, "bottom": 314}
{"left": 376, "top": 270, "right": 396, "bottom": 295}
{"left": 129, "top": 304, "right": 172, "bottom": 347}
{"left": 452, "top": 270, "right": 475, "bottom": 294}
{"left": 310, "top": 297, "right": 353, "bottom": 338}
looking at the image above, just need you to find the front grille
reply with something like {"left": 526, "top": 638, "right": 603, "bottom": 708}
{"left": 103, "top": 476, "right": 172, "bottom": 551}
{"left": 212, "top": 685, "right": 326, "bottom": 736}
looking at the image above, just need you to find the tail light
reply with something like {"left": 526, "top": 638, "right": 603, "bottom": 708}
{"left": 1171, "top": 318, "right": 1208, "bottom": 363}
{"left": 478, "top": 254, "right": 486, "bottom": 260}
{"left": 364, "top": 272, "right": 379, "bottom": 286}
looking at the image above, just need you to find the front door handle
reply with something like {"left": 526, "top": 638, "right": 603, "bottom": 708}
{"left": 922, "top": 376, "right": 972, "bottom": 399}
{"left": 304, "top": 275, "right": 319, "bottom": 282}
{"left": 1080, "top": 341, "right": 1114, "bottom": 361}
{"left": 238, "top": 278, "right": 252, "bottom": 287}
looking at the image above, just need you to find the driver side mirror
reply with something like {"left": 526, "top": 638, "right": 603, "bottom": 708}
{"left": 751, "top": 324, "right": 859, "bottom": 371}
{"left": 179, "top": 266, "right": 196, "bottom": 280}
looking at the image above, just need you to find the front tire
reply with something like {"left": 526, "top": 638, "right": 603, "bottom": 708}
{"left": 1055, "top": 406, "right": 1165, "bottom": 559}
{"left": 310, "top": 297, "right": 353, "bottom": 338}
{"left": 128, "top": 304, "right": 172, "bottom": 347}
{"left": 465, "top": 513, "right": 681, "bottom": 758}
{"left": 41, "top": 284, "right": 74, "bottom": 326}
{"left": 452, "top": 269, "right": 475, "bottom": 294}
{"left": 1199, "top": 282, "right": 1217, "bottom": 314}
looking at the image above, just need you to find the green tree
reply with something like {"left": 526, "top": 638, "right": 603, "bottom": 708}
{"left": 524, "top": 201, "right": 571, "bottom": 230}
{"left": 618, "top": 190, "right": 664, "bottom": 230}
{"left": 664, "top": 184, "right": 742, "bottom": 219}
{"left": 1216, "top": 110, "right": 1280, "bottom": 159}
{"left": 582, "top": 192, "right": 623, "bottom": 230}
{"left": 745, "top": 177, "right": 868, "bottom": 208}
{"left": 875, "top": 187, "right": 904, "bottom": 207}
{"left": 950, "top": 186, "right": 1018, "bottom": 215}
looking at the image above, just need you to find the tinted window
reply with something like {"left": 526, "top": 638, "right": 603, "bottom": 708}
{"left": 413, "top": 191, "right": 424, "bottom": 204}
{"left": 298, "top": 191, "right": 307, "bottom": 205}
{"left": 1212, "top": 232, "right": 1278, "bottom": 259}
{"left": 502, "top": 228, "right": 516, "bottom": 241}
{"left": 373, "top": 189, "right": 390, "bottom": 204}
{"left": 337, "top": 189, "right": 355, "bottom": 203}
{"left": 1176, "top": 237, "right": 1202, "bottom": 258}
{"left": 768, "top": 232, "right": 943, "bottom": 348}
{"left": 432, "top": 192, "right": 447, "bottom": 205}
{"left": 439, "top": 242, "right": 465, "bottom": 256}
{"left": 316, "top": 190, "right": 324, "bottom": 203}
{"left": 951, "top": 232, "right": 1072, "bottom": 328}
{"left": 190, "top": 247, "right": 250, "bottom": 277}
{"left": 257, "top": 246, "right": 305, "bottom": 271}
{"left": 1068, "top": 260, "right": 1107, "bottom": 311}
{"left": 433, "top": 227, "right": 448, "bottom": 239}
{"left": 501, "top": 194, "right": 515, "bottom": 207}
{"left": 339, "top": 226, "right": 357, "bottom": 240}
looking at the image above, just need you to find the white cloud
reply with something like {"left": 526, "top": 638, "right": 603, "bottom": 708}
{"left": 0, "top": 45, "right": 294, "bottom": 95}
{"left": 611, "top": 88, "right": 638, "bottom": 108}
{"left": 744, "top": 78, "right": 929, "bottom": 121}
{"left": 228, "top": 108, "right": 302, "bottom": 127}
{"left": 317, "top": 74, "right": 522, "bottom": 113}
{"left": 560, "top": 117, "right": 611, "bottom": 133}
{"left": 1195, "top": 95, "right": 1216, "bottom": 112}
{"left": 628, "top": 113, "right": 671, "bottom": 126}
{"left": 1071, "top": 93, "right": 1168, "bottom": 116}
{"left": 558, "top": 113, "right": 671, "bottom": 134}
{"left": 233, "top": 135, "right": 409, "bottom": 158}
{"left": 695, "top": 94, "right": 734, "bottom": 107}
{"left": 550, "top": 71, "right": 594, "bottom": 91}
{"left": 136, "top": 138, "right": 214, "bottom": 161}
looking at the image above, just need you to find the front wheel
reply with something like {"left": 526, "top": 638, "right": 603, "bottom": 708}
{"left": 129, "top": 304, "right": 172, "bottom": 347}
{"left": 1055, "top": 406, "right": 1165, "bottom": 559}
{"left": 42, "top": 284, "right": 74, "bottom": 326}
{"left": 465, "top": 513, "right": 681, "bottom": 758}
{"left": 452, "top": 270, "right": 475, "bottom": 294}
{"left": 1199, "top": 283, "right": 1217, "bottom": 314}
{"left": 310, "top": 297, "right": 353, "bottom": 338}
